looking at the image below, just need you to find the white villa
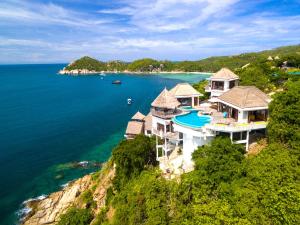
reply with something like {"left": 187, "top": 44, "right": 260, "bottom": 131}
{"left": 125, "top": 68, "right": 271, "bottom": 174}
{"left": 205, "top": 68, "right": 239, "bottom": 99}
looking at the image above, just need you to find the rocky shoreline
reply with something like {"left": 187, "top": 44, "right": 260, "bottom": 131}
{"left": 58, "top": 68, "right": 212, "bottom": 75}
{"left": 22, "top": 163, "right": 115, "bottom": 225}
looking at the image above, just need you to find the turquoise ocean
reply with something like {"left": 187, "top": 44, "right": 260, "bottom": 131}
{"left": 0, "top": 64, "right": 210, "bottom": 224}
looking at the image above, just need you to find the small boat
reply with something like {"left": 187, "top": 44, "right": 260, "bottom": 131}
{"left": 100, "top": 71, "right": 105, "bottom": 76}
{"left": 127, "top": 98, "right": 132, "bottom": 105}
{"left": 112, "top": 80, "right": 121, "bottom": 84}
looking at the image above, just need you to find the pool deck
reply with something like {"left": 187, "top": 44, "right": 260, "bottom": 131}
{"left": 173, "top": 106, "right": 268, "bottom": 132}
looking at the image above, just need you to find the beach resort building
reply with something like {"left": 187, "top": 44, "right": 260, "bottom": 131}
{"left": 205, "top": 68, "right": 239, "bottom": 99}
{"left": 125, "top": 111, "right": 145, "bottom": 139}
{"left": 125, "top": 68, "right": 271, "bottom": 174}
{"left": 125, "top": 111, "right": 152, "bottom": 139}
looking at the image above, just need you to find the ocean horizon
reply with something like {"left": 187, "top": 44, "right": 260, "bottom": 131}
{"left": 0, "top": 64, "right": 209, "bottom": 224}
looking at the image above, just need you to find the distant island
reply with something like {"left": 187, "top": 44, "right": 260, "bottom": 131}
{"left": 59, "top": 44, "right": 300, "bottom": 75}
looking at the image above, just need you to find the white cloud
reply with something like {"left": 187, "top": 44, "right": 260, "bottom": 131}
{"left": 0, "top": 0, "right": 299, "bottom": 63}
{"left": 99, "top": 0, "right": 239, "bottom": 32}
{"left": 0, "top": 0, "right": 112, "bottom": 28}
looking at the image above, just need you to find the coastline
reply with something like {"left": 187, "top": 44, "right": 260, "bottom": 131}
{"left": 58, "top": 68, "right": 213, "bottom": 75}
{"left": 22, "top": 161, "right": 115, "bottom": 225}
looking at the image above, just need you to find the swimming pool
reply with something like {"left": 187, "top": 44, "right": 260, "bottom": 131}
{"left": 180, "top": 106, "right": 198, "bottom": 111}
{"left": 173, "top": 111, "right": 211, "bottom": 129}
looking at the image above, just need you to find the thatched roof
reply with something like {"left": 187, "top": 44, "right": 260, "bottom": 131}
{"left": 125, "top": 121, "right": 144, "bottom": 135}
{"left": 131, "top": 111, "right": 145, "bottom": 121}
{"left": 211, "top": 68, "right": 239, "bottom": 80}
{"left": 151, "top": 88, "right": 180, "bottom": 109}
{"left": 218, "top": 86, "right": 271, "bottom": 109}
{"left": 144, "top": 113, "right": 152, "bottom": 131}
{"left": 169, "top": 83, "right": 202, "bottom": 97}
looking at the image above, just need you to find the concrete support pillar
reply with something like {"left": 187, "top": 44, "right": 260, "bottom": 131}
{"left": 246, "top": 131, "right": 250, "bottom": 151}
{"left": 156, "top": 135, "right": 159, "bottom": 160}
{"left": 164, "top": 137, "right": 167, "bottom": 157}
{"left": 230, "top": 132, "right": 233, "bottom": 142}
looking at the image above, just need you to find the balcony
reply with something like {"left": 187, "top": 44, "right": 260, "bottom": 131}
{"left": 206, "top": 121, "right": 267, "bottom": 132}
{"left": 152, "top": 129, "right": 182, "bottom": 141}
{"left": 151, "top": 108, "right": 182, "bottom": 119}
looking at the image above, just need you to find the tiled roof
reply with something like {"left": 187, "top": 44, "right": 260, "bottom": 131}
{"left": 169, "top": 83, "right": 202, "bottom": 96}
{"left": 131, "top": 111, "right": 145, "bottom": 121}
{"left": 125, "top": 121, "right": 144, "bottom": 135}
{"left": 211, "top": 68, "right": 239, "bottom": 80}
{"left": 151, "top": 88, "right": 180, "bottom": 109}
{"left": 218, "top": 86, "right": 271, "bottom": 109}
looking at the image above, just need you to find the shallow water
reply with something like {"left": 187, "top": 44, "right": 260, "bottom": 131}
{"left": 0, "top": 65, "right": 209, "bottom": 224}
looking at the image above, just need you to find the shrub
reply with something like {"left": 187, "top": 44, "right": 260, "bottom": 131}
{"left": 57, "top": 207, "right": 93, "bottom": 225}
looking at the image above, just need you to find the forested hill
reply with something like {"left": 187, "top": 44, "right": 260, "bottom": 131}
{"left": 63, "top": 44, "right": 300, "bottom": 73}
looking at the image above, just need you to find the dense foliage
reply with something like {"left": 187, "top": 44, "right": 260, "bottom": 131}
{"left": 192, "top": 80, "right": 210, "bottom": 99}
{"left": 66, "top": 56, "right": 107, "bottom": 71}
{"left": 267, "top": 80, "right": 300, "bottom": 148}
{"left": 57, "top": 207, "right": 93, "bottom": 225}
{"left": 112, "top": 135, "right": 157, "bottom": 190}
{"left": 65, "top": 45, "right": 300, "bottom": 72}
{"left": 105, "top": 135, "right": 299, "bottom": 225}
{"left": 127, "top": 58, "right": 162, "bottom": 72}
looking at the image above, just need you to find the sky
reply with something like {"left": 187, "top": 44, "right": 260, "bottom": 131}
{"left": 0, "top": 0, "right": 299, "bottom": 64}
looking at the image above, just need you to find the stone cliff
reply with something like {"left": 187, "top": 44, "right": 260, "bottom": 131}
{"left": 23, "top": 163, "right": 115, "bottom": 225}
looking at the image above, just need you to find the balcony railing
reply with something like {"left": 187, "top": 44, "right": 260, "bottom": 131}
{"left": 152, "top": 129, "right": 182, "bottom": 141}
{"left": 151, "top": 108, "right": 182, "bottom": 119}
{"left": 206, "top": 121, "right": 267, "bottom": 132}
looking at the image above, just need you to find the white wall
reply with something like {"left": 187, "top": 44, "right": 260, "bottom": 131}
{"left": 182, "top": 133, "right": 214, "bottom": 164}
{"left": 238, "top": 110, "right": 248, "bottom": 123}
{"left": 224, "top": 80, "right": 230, "bottom": 90}
{"left": 152, "top": 116, "right": 170, "bottom": 133}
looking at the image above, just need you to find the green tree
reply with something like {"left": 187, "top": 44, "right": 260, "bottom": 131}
{"left": 57, "top": 207, "right": 93, "bottom": 225}
{"left": 267, "top": 80, "right": 300, "bottom": 148}
{"left": 193, "top": 137, "right": 245, "bottom": 186}
{"left": 66, "top": 56, "right": 107, "bottom": 71}
{"left": 237, "top": 64, "right": 272, "bottom": 91}
{"left": 192, "top": 80, "right": 210, "bottom": 100}
{"left": 112, "top": 135, "right": 157, "bottom": 190}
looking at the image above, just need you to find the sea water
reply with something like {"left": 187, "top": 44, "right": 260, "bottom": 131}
{"left": 0, "top": 64, "right": 209, "bottom": 224}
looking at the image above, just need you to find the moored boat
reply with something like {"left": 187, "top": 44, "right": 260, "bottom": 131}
{"left": 112, "top": 80, "right": 121, "bottom": 84}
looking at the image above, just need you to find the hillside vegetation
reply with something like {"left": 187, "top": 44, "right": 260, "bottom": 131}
{"left": 65, "top": 44, "right": 300, "bottom": 72}
{"left": 56, "top": 77, "right": 300, "bottom": 225}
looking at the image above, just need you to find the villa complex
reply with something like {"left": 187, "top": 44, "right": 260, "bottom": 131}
{"left": 125, "top": 68, "right": 271, "bottom": 173}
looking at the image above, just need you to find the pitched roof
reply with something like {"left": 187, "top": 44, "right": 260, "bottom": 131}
{"left": 218, "top": 86, "right": 271, "bottom": 109}
{"left": 131, "top": 111, "right": 145, "bottom": 121}
{"left": 144, "top": 113, "right": 152, "bottom": 131}
{"left": 125, "top": 121, "right": 144, "bottom": 135}
{"left": 169, "top": 83, "right": 202, "bottom": 96}
{"left": 151, "top": 88, "right": 180, "bottom": 109}
{"left": 211, "top": 68, "right": 239, "bottom": 80}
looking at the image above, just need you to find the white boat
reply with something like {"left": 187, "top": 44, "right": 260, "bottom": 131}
{"left": 127, "top": 98, "right": 132, "bottom": 105}
{"left": 100, "top": 71, "right": 105, "bottom": 76}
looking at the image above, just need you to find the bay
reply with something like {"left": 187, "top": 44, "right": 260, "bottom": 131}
{"left": 0, "top": 64, "right": 209, "bottom": 224}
